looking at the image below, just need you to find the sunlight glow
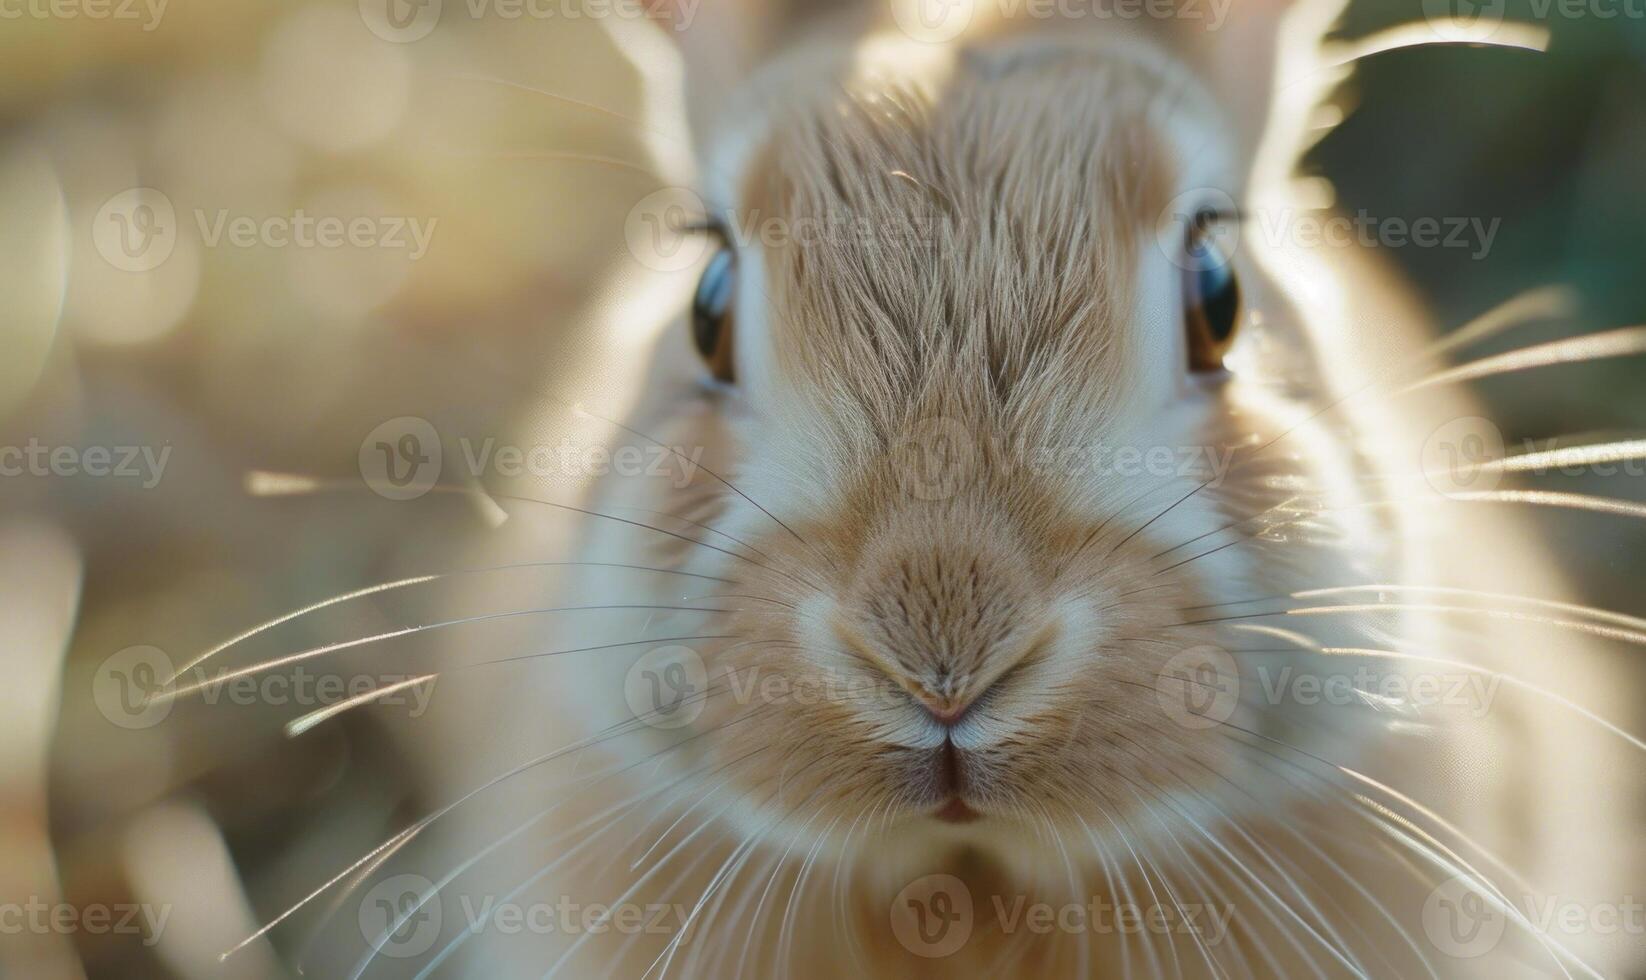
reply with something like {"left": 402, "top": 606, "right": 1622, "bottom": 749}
{"left": 285, "top": 674, "right": 438, "bottom": 737}
{"left": 1402, "top": 325, "right": 1646, "bottom": 392}
{"left": 1328, "top": 21, "right": 1552, "bottom": 66}
{"left": 243, "top": 470, "right": 322, "bottom": 496}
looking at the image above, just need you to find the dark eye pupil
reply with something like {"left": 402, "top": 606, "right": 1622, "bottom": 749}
{"left": 692, "top": 247, "right": 735, "bottom": 361}
{"left": 1183, "top": 213, "right": 1241, "bottom": 373}
{"left": 1194, "top": 257, "right": 1239, "bottom": 343}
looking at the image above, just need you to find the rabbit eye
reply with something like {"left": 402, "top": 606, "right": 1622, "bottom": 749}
{"left": 1183, "top": 211, "right": 1241, "bottom": 372}
{"left": 692, "top": 245, "right": 736, "bottom": 382}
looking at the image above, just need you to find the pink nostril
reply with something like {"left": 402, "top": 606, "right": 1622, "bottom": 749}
{"left": 919, "top": 698, "right": 970, "bottom": 727}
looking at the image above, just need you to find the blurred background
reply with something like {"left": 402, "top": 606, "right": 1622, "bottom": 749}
{"left": 0, "top": 0, "right": 1641, "bottom": 975}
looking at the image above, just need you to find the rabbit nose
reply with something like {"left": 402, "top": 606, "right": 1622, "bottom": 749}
{"left": 914, "top": 692, "right": 972, "bottom": 727}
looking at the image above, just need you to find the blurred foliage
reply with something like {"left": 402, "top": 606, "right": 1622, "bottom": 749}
{"left": 1317, "top": 4, "right": 1646, "bottom": 606}
{"left": 1, "top": 1, "right": 1642, "bottom": 976}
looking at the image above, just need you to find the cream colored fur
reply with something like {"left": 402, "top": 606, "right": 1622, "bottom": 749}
{"left": 387, "top": 2, "right": 1641, "bottom": 977}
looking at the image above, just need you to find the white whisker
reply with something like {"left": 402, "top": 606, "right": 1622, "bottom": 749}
{"left": 1323, "top": 646, "right": 1646, "bottom": 752}
{"left": 1398, "top": 324, "right": 1646, "bottom": 393}
{"left": 283, "top": 674, "right": 437, "bottom": 737}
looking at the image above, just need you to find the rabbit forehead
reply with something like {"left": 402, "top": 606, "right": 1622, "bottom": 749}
{"left": 723, "top": 37, "right": 1231, "bottom": 508}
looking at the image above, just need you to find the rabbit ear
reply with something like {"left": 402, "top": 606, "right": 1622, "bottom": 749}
{"left": 643, "top": 0, "right": 758, "bottom": 51}
{"left": 1201, "top": 0, "right": 1294, "bottom": 143}
{"left": 1171, "top": 0, "right": 1339, "bottom": 155}
{"left": 640, "top": 0, "right": 792, "bottom": 138}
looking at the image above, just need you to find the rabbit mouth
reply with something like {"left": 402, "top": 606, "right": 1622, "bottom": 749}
{"left": 928, "top": 740, "right": 984, "bottom": 824}
{"left": 932, "top": 798, "right": 983, "bottom": 824}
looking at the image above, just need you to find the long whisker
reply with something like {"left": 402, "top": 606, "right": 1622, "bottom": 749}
{"left": 458, "top": 754, "right": 774, "bottom": 980}
{"left": 459, "top": 149, "right": 661, "bottom": 178}
{"left": 1470, "top": 436, "right": 1646, "bottom": 476}
{"left": 281, "top": 634, "right": 744, "bottom": 736}
{"left": 1397, "top": 324, "right": 1646, "bottom": 393}
{"left": 1419, "top": 284, "right": 1576, "bottom": 359}
{"left": 227, "top": 697, "right": 775, "bottom": 961}
{"left": 573, "top": 403, "right": 839, "bottom": 580}
{"left": 1213, "top": 729, "right": 1599, "bottom": 978}
{"left": 1321, "top": 646, "right": 1646, "bottom": 752}
{"left": 243, "top": 473, "right": 814, "bottom": 588}
{"left": 648, "top": 769, "right": 842, "bottom": 980}
{"left": 408, "top": 770, "right": 767, "bottom": 975}
{"left": 218, "top": 823, "right": 422, "bottom": 962}
{"left": 1130, "top": 316, "right": 1646, "bottom": 552}
{"left": 449, "top": 72, "right": 670, "bottom": 137}
{"left": 1293, "top": 584, "right": 1646, "bottom": 632}
{"left": 161, "top": 602, "right": 741, "bottom": 701}
{"left": 167, "top": 560, "right": 736, "bottom": 684}
{"left": 608, "top": 501, "right": 778, "bottom": 564}
{"left": 1438, "top": 489, "right": 1646, "bottom": 520}
{"left": 1326, "top": 20, "right": 1551, "bottom": 63}
{"left": 1284, "top": 600, "right": 1646, "bottom": 647}
{"left": 283, "top": 674, "right": 438, "bottom": 737}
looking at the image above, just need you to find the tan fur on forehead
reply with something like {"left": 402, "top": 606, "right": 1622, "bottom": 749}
{"left": 743, "top": 39, "right": 1190, "bottom": 457}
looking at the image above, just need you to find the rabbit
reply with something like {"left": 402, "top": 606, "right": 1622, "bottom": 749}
{"left": 270, "top": 0, "right": 1644, "bottom": 976}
